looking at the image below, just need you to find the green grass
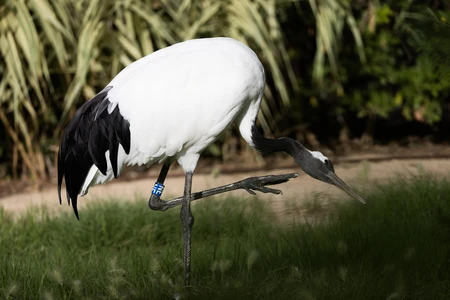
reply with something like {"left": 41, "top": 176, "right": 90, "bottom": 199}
{"left": 1, "top": 175, "right": 450, "bottom": 299}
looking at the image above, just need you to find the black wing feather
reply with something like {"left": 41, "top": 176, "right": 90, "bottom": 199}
{"left": 88, "top": 120, "right": 109, "bottom": 175}
{"left": 57, "top": 86, "right": 130, "bottom": 219}
{"left": 115, "top": 113, "right": 131, "bottom": 154}
{"left": 108, "top": 126, "right": 119, "bottom": 178}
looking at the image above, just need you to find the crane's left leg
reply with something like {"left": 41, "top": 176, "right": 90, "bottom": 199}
{"left": 148, "top": 163, "right": 171, "bottom": 210}
{"left": 149, "top": 173, "right": 298, "bottom": 211}
{"left": 181, "top": 172, "right": 194, "bottom": 287}
{"left": 149, "top": 163, "right": 298, "bottom": 211}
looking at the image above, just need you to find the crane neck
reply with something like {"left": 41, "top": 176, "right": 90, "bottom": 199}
{"left": 250, "top": 125, "right": 309, "bottom": 166}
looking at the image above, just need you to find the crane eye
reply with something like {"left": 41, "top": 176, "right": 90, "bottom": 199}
{"left": 324, "top": 159, "right": 334, "bottom": 171}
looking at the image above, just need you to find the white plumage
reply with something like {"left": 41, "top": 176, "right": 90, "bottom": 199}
{"left": 80, "top": 38, "right": 265, "bottom": 194}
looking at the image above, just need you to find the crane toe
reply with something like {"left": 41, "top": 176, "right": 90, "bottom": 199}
{"left": 239, "top": 173, "right": 298, "bottom": 195}
{"left": 244, "top": 185, "right": 282, "bottom": 195}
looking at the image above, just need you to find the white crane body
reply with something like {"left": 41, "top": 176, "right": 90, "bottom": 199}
{"left": 80, "top": 38, "right": 265, "bottom": 195}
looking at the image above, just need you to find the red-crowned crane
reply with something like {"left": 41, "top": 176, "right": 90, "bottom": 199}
{"left": 58, "top": 37, "right": 364, "bottom": 286}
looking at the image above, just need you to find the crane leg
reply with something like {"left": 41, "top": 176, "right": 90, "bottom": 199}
{"left": 148, "top": 164, "right": 298, "bottom": 211}
{"left": 148, "top": 165, "right": 298, "bottom": 287}
{"left": 181, "top": 172, "right": 194, "bottom": 287}
{"left": 148, "top": 163, "right": 171, "bottom": 210}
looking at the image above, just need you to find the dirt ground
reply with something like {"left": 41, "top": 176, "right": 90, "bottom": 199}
{"left": 1, "top": 155, "right": 450, "bottom": 222}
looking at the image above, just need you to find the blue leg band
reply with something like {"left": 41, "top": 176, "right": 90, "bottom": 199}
{"left": 152, "top": 182, "right": 165, "bottom": 196}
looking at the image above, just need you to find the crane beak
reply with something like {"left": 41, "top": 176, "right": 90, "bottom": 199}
{"left": 326, "top": 172, "right": 365, "bottom": 204}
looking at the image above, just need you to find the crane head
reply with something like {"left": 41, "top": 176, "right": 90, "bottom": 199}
{"left": 299, "top": 150, "right": 365, "bottom": 204}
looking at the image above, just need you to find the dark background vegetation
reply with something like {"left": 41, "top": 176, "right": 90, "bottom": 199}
{"left": 0, "top": 0, "right": 449, "bottom": 181}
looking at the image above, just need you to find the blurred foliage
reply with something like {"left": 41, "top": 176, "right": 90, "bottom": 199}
{"left": 341, "top": 2, "right": 450, "bottom": 124}
{"left": 0, "top": 0, "right": 449, "bottom": 180}
{"left": 289, "top": 0, "right": 450, "bottom": 142}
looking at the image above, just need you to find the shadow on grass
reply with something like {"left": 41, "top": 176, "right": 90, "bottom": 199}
{"left": 1, "top": 174, "right": 450, "bottom": 299}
